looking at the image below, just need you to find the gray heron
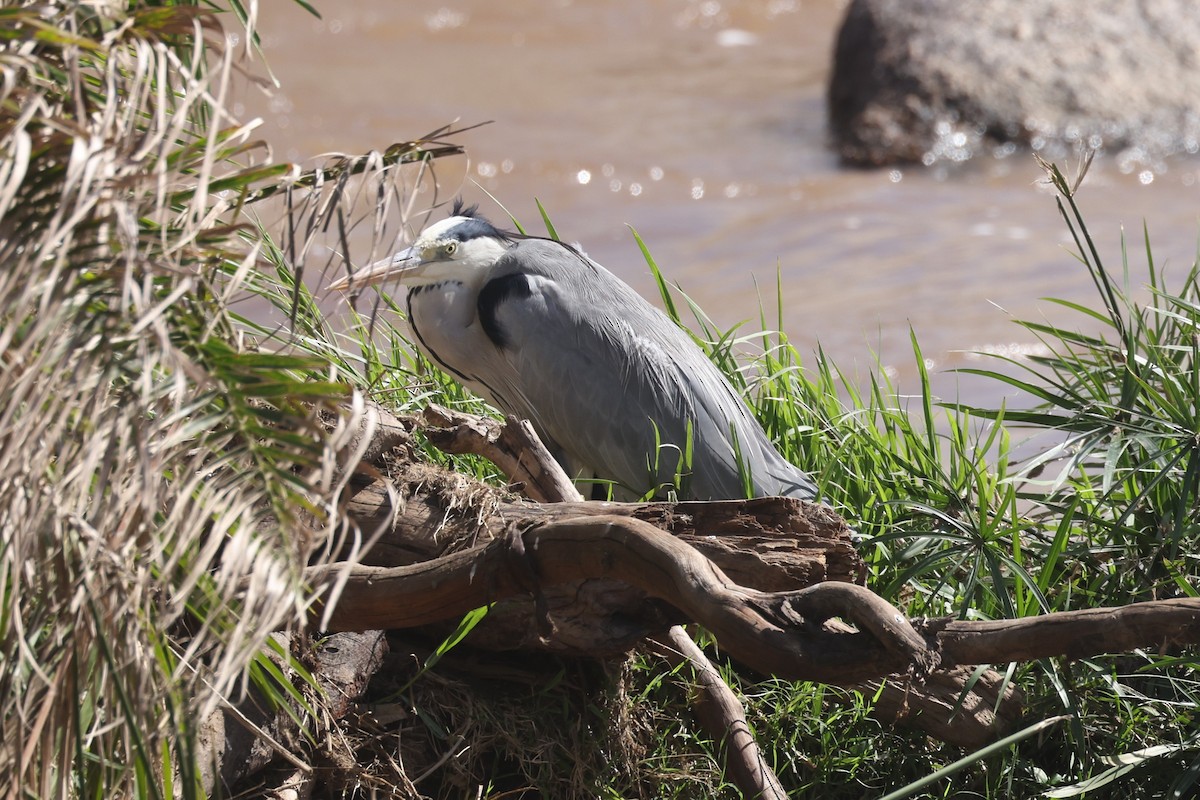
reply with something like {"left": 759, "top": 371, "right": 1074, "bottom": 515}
{"left": 330, "top": 201, "right": 823, "bottom": 503}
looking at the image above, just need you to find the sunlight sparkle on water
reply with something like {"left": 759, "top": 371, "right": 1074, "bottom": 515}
{"left": 425, "top": 8, "right": 468, "bottom": 31}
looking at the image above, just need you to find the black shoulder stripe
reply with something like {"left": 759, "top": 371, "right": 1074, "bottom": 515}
{"left": 478, "top": 273, "right": 533, "bottom": 349}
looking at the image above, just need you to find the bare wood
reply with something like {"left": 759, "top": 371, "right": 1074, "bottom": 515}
{"left": 340, "top": 468, "right": 857, "bottom": 657}
{"left": 351, "top": 402, "right": 414, "bottom": 467}
{"left": 342, "top": 401, "right": 860, "bottom": 601}
{"left": 347, "top": 401, "right": 1023, "bottom": 750}
{"left": 855, "top": 665, "right": 1024, "bottom": 749}
{"left": 346, "top": 475, "right": 857, "bottom": 587}
{"left": 265, "top": 768, "right": 315, "bottom": 800}
{"left": 422, "top": 404, "right": 584, "bottom": 503}
{"left": 309, "top": 514, "right": 931, "bottom": 684}
{"left": 310, "top": 512, "right": 1200, "bottom": 685}
{"left": 204, "top": 631, "right": 387, "bottom": 795}
{"left": 841, "top": 613, "right": 1025, "bottom": 750}
{"left": 649, "top": 628, "right": 787, "bottom": 800}
{"left": 927, "top": 598, "right": 1200, "bottom": 667}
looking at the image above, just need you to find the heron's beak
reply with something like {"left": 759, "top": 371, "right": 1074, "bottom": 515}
{"left": 327, "top": 246, "right": 420, "bottom": 292}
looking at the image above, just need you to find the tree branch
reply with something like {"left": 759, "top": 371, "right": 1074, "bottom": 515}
{"left": 648, "top": 627, "right": 788, "bottom": 800}
{"left": 422, "top": 404, "right": 584, "bottom": 503}
{"left": 926, "top": 599, "right": 1200, "bottom": 667}
{"left": 309, "top": 514, "right": 929, "bottom": 685}
{"left": 310, "top": 513, "right": 1200, "bottom": 685}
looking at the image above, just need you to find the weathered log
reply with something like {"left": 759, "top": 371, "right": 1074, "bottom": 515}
{"left": 923, "top": 599, "right": 1200, "bottom": 668}
{"left": 340, "top": 460, "right": 859, "bottom": 654}
{"left": 341, "top": 403, "right": 1018, "bottom": 749}
{"left": 310, "top": 520, "right": 1200, "bottom": 682}
{"left": 346, "top": 475, "right": 858, "bottom": 585}
{"left": 308, "top": 515, "right": 933, "bottom": 685}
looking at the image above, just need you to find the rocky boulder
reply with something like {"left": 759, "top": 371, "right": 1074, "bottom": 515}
{"left": 828, "top": 0, "right": 1200, "bottom": 166}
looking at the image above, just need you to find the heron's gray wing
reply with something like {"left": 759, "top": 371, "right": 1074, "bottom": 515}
{"left": 477, "top": 264, "right": 684, "bottom": 497}
{"left": 480, "top": 239, "right": 818, "bottom": 501}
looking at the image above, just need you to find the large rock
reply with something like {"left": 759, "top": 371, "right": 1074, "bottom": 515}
{"left": 828, "top": 0, "right": 1200, "bottom": 166}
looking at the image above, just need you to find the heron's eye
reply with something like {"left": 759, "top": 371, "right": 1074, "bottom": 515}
{"left": 443, "top": 241, "right": 458, "bottom": 257}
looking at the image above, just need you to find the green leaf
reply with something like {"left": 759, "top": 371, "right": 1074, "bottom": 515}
{"left": 421, "top": 605, "right": 492, "bottom": 675}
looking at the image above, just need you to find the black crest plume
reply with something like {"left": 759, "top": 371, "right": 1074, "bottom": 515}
{"left": 445, "top": 198, "right": 514, "bottom": 243}
{"left": 450, "top": 197, "right": 481, "bottom": 218}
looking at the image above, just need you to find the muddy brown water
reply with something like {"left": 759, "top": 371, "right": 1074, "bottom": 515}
{"left": 238, "top": 0, "right": 1200, "bottom": 412}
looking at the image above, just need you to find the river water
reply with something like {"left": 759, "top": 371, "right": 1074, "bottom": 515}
{"left": 238, "top": 0, "right": 1200, "bottom": 408}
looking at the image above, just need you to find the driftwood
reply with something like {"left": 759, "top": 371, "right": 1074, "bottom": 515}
{"left": 341, "top": 405, "right": 859, "bottom": 654}
{"left": 316, "top": 506, "right": 1200, "bottom": 677}
{"left": 310, "top": 515, "right": 933, "bottom": 683}
{"left": 220, "top": 401, "right": 1200, "bottom": 797}
{"left": 330, "top": 405, "right": 1025, "bottom": 756}
{"left": 327, "top": 405, "right": 1200, "bottom": 706}
{"left": 344, "top": 470, "right": 858, "bottom": 584}
{"left": 422, "top": 403, "right": 582, "bottom": 504}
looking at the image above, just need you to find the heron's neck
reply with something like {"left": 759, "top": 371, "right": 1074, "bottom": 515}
{"left": 407, "top": 280, "right": 482, "bottom": 341}
{"left": 406, "top": 280, "right": 497, "bottom": 400}
{"left": 410, "top": 279, "right": 467, "bottom": 305}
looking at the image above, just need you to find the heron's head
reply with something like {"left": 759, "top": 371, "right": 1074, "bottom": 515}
{"left": 329, "top": 201, "right": 512, "bottom": 291}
